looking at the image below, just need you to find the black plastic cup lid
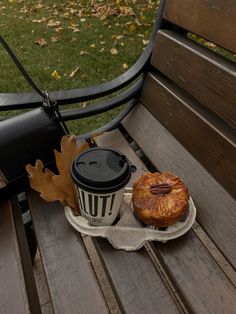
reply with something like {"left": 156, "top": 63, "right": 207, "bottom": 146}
{"left": 71, "top": 147, "right": 136, "bottom": 193}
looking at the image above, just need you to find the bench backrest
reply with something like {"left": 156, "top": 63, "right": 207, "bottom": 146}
{"left": 122, "top": 0, "right": 236, "bottom": 268}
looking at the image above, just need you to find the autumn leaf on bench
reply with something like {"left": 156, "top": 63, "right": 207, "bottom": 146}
{"left": 52, "top": 136, "right": 89, "bottom": 214}
{"left": 26, "top": 135, "right": 89, "bottom": 216}
{"left": 26, "top": 159, "right": 68, "bottom": 205}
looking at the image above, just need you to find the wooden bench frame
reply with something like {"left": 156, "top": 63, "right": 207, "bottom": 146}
{"left": 1, "top": 0, "right": 236, "bottom": 313}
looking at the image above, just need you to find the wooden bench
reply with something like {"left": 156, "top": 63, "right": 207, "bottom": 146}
{"left": 1, "top": 0, "right": 236, "bottom": 313}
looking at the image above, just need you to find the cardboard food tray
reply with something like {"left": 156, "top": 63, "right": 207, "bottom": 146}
{"left": 65, "top": 187, "right": 197, "bottom": 251}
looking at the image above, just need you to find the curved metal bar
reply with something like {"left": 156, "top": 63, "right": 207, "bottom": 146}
{"left": 77, "top": 98, "right": 138, "bottom": 140}
{"left": 0, "top": 77, "right": 143, "bottom": 121}
{"left": 61, "top": 76, "right": 143, "bottom": 121}
{"left": 0, "top": 0, "right": 165, "bottom": 110}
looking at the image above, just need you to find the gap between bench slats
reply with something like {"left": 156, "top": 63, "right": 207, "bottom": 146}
{"left": 122, "top": 104, "right": 236, "bottom": 269}
{"left": 0, "top": 201, "right": 39, "bottom": 314}
{"left": 141, "top": 72, "right": 236, "bottom": 200}
{"left": 95, "top": 129, "right": 236, "bottom": 313}
{"left": 11, "top": 198, "right": 42, "bottom": 314}
{"left": 94, "top": 132, "right": 181, "bottom": 314}
{"left": 163, "top": 0, "right": 236, "bottom": 54}
{"left": 151, "top": 29, "right": 236, "bottom": 129}
{"left": 27, "top": 192, "right": 108, "bottom": 314}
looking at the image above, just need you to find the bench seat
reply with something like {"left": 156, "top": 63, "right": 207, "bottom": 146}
{"left": 0, "top": 0, "right": 235, "bottom": 312}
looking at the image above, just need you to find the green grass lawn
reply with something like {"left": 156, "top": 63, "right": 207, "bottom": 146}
{"left": 0, "top": 0, "right": 158, "bottom": 134}
{"left": 2, "top": 1, "right": 234, "bottom": 135}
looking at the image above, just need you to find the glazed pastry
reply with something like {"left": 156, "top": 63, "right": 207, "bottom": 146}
{"left": 132, "top": 172, "right": 189, "bottom": 227}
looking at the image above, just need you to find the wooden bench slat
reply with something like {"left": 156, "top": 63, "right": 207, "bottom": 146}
{"left": 96, "top": 129, "right": 236, "bottom": 312}
{"left": 141, "top": 72, "right": 236, "bottom": 200}
{"left": 94, "top": 131, "right": 182, "bottom": 313}
{"left": 122, "top": 104, "right": 236, "bottom": 269}
{"left": 0, "top": 201, "right": 33, "bottom": 314}
{"left": 163, "top": 0, "right": 236, "bottom": 54}
{"left": 94, "top": 239, "right": 180, "bottom": 314}
{"left": 151, "top": 29, "right": 236, "bottom": 129}
{"left": 153, "top": 232, "right": 236, "bottom": 313}
{"left": 28, "top": 191, "right": 108, "bottom": 314}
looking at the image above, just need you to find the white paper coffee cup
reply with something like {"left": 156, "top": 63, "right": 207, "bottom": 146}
{"left": 71, "top": 147, "right": 136, "bottom": 226}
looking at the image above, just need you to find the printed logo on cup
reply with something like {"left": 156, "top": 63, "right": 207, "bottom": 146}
{"left": 77, "top": 188, "right": 124, "bottom": 224}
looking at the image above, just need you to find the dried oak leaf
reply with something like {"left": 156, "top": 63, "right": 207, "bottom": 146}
{"left": 52, "top": 135, "right": 89, "bottom": 214}
{"left": 26, "top": 135, "right": 89, "bottom": 216}
{"left": 26, "top": 159, "right": 68, "bottom": 205}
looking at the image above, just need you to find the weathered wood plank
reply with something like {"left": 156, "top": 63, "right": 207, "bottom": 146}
{"left": 152, "top": 232, "right": 236, "bottom": 314}
{"left": 0, "top": 201, "right": 35, "bottom": 314}
{"left": 122, "top": 104, "right": 236, "bottom": 269}
{"left": 96, "top": 129, "right": 236, "bottom": 313}
{"left": 95, "top": 131, "right": 181, "bottom": 314}
{"left": 28, "top": 192, "right": 108, "bottom": 314}
{"left": 94, "top": 239, "right": 180, "bottom": 314}
{"left": 151, "top": 30, "right": 236, "bottom": 129}
{"left": 163, "top": 0, "right": 236, "bottom": 53}
{"left": 141, "top": 72, "right": 236, "bottom": 200}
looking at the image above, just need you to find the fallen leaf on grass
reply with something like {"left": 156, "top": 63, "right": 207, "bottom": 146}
{"left": 47, "top": 20, "right": 61, "bottom": 27}
{"left": 35, "top": 3, "right": 44, "bottom": 9}
{"left": 68, "top": 27, "right": 80, "bottom": 33}
{"left": 122, "top": 63, "right": 129, "bottom": 70}
{"left": 69, "top": 66, "right": 80, "bottom": 78}
{"left": 111, "top": 34, "right": 124, "bottom": 41}
{"left": 120, "top": 6, "right": 135, "bottom": 17}
{"left": 140, "top": 14, "right": 146, "bottom": 22}
{"left": 68, "top": 21, "right": 80, "bottom": 32}
{"left": 32, "top": 18, "right": 46, "bottom": 23}
{"left": 127, "top": 21, "right": 138, "bottom": 32}
{"left": 110, "top": 47, "right": 118, "bottom": 55}
{"left": 80, "top": 50, "right": 90, "bottom": 55}
{"left": 34, "top": 38, "right": 47, "bottom": 47}
{"left": 51, "top": 70, "right": 61, "bottom": 79}
{"left": 142, "top": 39, "right": 149, "bottom": 46}
{"left": 55, "top": 27, "right": 63, "bottom": 33}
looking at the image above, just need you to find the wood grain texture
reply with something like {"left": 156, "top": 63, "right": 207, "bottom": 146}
{"left": 28, "top": 192, "right": 108, "bottom": 314}
{"left": 163, "top": 0, "right": 236, "bottom": 53}
{"left": 0, "top": 201, "right": 31, "bottom": 314}
{"left": 122, "top": 104, "right": 236, "bottom": 269}
{"left": 153, "top": 232, "right": 236, "bottom": 314}
{"left": 95, "top": 131, "right": 180, "bottom": 314}
{"left": 141, "top": 72, "right": 236, "bottom": 199}
{"left": 94, "top": 239, "right": 180, "bottom": 314}
{"left": 151, "top": 30, "right": 236, "bottom": 129}
{"left": 96, "top": 129, "right": 236, "bottom": 313}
